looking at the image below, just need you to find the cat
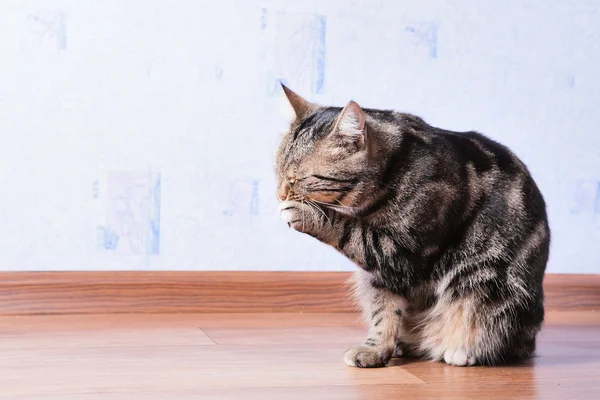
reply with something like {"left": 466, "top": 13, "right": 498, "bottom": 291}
{"left": 275, "top": 84, "right": 550, "bottom": 367}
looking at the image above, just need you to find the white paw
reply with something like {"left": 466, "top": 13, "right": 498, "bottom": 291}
{"left": 279, "top": 201, "right": 299, "bottom": 224}
{"left": 344, "top": 347, "right": 359, "bottom": 367}
{"left": 443, "top": 348, "right": 476, "bottom": 366}
{"left": 344, "top": 345, "right": 390, "bottom": 368}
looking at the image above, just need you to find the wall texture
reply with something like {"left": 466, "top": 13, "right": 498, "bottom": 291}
{"left": 1, "top": 0, "right": 598, "bottom": 272}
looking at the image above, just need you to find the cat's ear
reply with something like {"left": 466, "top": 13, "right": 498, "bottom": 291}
{"left": 332, "top": 101, "right": 366, "bottom": 149}
{"left": 281, "top": 83, "right": 316, "bottom": 119}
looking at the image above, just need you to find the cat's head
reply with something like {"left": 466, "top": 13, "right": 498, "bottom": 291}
{"left": 275, "top": 85, "right": 377, "bottom": 215}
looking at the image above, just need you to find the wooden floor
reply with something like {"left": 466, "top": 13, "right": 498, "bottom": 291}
{"left": 1, "top": 311, "right": 599, "bottom": 400}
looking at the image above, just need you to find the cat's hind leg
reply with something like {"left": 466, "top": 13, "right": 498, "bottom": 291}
{"left": 404, "top": 294, "right": 478, "bottom": 366}
{"left": 409, "top": 290, "right": 543, "bottom": 366}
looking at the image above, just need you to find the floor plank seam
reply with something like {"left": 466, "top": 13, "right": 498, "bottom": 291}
{"left": 199, "top": 327, "right": 219, "bottom": 345}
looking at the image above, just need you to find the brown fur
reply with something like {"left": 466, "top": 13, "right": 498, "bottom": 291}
{"left": 275, "top": 86, "right": 550, "bottom": 367}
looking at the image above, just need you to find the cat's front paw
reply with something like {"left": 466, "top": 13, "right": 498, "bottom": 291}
{"left": 344, "top": 345, "right": 393, "bottom": 368}
{"left": 279, "top": 201, "right": 317, "bottom": 233}
{"left": 279, "top": 201, "right": 303, "bottom": 229}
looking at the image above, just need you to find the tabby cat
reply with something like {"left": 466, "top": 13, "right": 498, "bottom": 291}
{"left": 275, "top": 85, "right": 550, "bottom": 367}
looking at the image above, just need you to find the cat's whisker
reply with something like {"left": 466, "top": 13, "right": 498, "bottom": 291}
{"left": 311, "top": 199, "right": 346, "bottom": 209}
{"left": 309, "top": 199, "right": 333, "bottom": 207}
{"left": 305, "top": 200, "right": 332, "bottom": 226}
{"left": 335, "top": 199, "right": 356, "bottom": 210}
{"left": 321, "top": 198, "right": 358, "bottom": 211}
{"left": 310, "top": 199, "right": 359, "bottom": 215}
{"left": 309, "top": 199, "right": 359, "bottom": 216}
{"left": 301, "top": 200, "right": 306, "bottom": 233}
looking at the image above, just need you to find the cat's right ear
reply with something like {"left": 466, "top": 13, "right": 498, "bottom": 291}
{"left": 281, "top": 83, "right": 316, "bottom": 119}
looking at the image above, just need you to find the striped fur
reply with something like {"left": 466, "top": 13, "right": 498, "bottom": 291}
{"left": 275, "top": 86, "right": 550, "bottom": 367}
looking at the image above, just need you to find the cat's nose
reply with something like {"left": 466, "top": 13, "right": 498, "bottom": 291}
{"left": 277, "top": 178, "right": 296, "bottom": 201}
{"left": 277, "top": 186, "right": 288, "bottom": 201}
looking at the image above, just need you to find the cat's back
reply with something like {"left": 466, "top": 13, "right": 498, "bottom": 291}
{"left": 367, "top": 110, "right": 548, "bottom": 225}
{"left": 442, "top": 129, "right": 544, "bottom": 204}
{"left": 442, "top": 129, "right": 525, "bottom": 176}
{"left": 374, "top": 111, "right": 528, "bottom": 176}
{"left": 425, "top": 126, "right": 550, "bottom": 257}
{"left": 389, "top": 114, "right": 549, "bottom": 234}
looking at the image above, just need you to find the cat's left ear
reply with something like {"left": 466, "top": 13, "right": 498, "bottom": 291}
{"left": 281, "top": 83, "right": 316, "bottom": 119}
{"left": 332, "top": 101, "right": 366, "bottom": 149}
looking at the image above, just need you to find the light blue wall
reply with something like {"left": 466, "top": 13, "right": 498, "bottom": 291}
{"left": 1, "top": 0, "right": 598, "bottom": 272}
